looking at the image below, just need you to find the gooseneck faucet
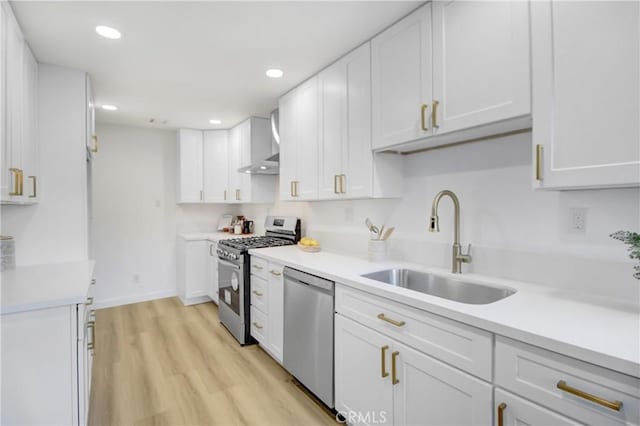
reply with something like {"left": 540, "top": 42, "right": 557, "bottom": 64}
{"left": 428, "top": 190, "right": 472, "bottom": 273}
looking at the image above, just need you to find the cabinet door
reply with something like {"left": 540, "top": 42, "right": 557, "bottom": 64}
{"left": 206, "top": 241, "right": 218, "bottom": 303}
{"left": 432, "top": 0, "right": 530, "bottom": 135}
{"left": 266, "top": 262, "right": 284, "bottom": 363}
{"left": 532, "top": 1, "right": 640, "bottom": 189}
{"left": 494, "top": 389, "right": 583, "bottom": 426}
{"left": 2, "top": 3, "right": 24, "bottom": 203}
{"left": 203, "top": 130, "right": 228, "bottom": 203}
{"left": 185, "top": 240, "right": 208, "bottom": 299}
{"left": 335, "top": 314, "right": 393, "bottom": 426}
{"left": 295, "top": 76, "right": 319, "bottom": 200}
{"left": 393, "top": 340, "right": 492, "bottom": 426}
{"left": 371, "top": 3, "right": 432, "bottom": 150}
{"left": 344, "top": 43, "right": 373, "bottom": 198}
{"left": 177, "top": 129, "right": 203, "bottom": 203}
{"left": 227, "top": 126, "right": 241, "bottom": 203}
{"left": 278, "top": 90, "right": 297, "bottom": 201}
{"left": 318, "top": 56, "right": 346, "bottom": 200}
{"left": 21, "top": 44, "right": 38, "bottom": 202}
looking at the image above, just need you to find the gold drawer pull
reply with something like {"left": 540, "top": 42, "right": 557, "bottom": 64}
{"left": 497, "top": 403, "right": 506, "bottom": 426}
{"left": 270, "top": 270, "right": 282, "bottom": 276}
{"left": 377, "top": 313, "right": 405, "bottom": 327}
{"left": 252, "top": 322, "right": 263, "bottom": 330}
{"left": 420, "top": 104, "right": 429, "bottom": 131}
{"left": 334, "top": 175, "right": 340, "bottom": 194}
{"left": 557, "top": 380, "right": 623, "bottom": 411}
{"left": 253, "top": 264, "right": 263, "bottom": 270}
{"left": 432, "top": 100, "right": 439, "bottom": 129}
{"left": 86, "top": 297, "right": 94, "bottom": 306}
{"left": 391, "top": 351, "right": 399, "bottom": 385}
{"left": 28, "top": 176, "right": 36, "bottom": 198}
{"left": 381, "top": 345, "right": 389, "bottom": 378}
{"left": 535, "top": 144, "right": 543, "bottom": 181}
{"left": 91, "top": 135, "right": 99, "bottom": 153}
{"left": 252, "top": 290, "right": 263, "bottom": 296}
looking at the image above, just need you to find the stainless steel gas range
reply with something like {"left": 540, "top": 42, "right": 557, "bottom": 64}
{"left": 217, "top": 216, "right": 301, "bottom": 345}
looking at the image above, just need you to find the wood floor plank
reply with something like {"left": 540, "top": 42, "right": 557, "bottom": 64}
{"left": 89, "top": 297, "right": 337, "bottom": 426}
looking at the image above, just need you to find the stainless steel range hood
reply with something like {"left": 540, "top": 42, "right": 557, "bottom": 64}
{"left": 238, "top": 109, "right": 280, "bottom": 175}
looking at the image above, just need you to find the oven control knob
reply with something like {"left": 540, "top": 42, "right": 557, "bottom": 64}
{"left": 230, "top": 253, "right": 237, "bottom": 260}
{"left": 223, "top": 250, "right": 229, "bottom": 257}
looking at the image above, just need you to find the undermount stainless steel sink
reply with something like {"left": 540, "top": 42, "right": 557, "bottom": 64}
{"left": 361, "top": 269, "right": 516, "bottom": 305}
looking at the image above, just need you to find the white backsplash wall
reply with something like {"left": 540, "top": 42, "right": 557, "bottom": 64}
{"left": 242, "top": 132, "right": 640, "bottom": 303}
{"left": 92, "top": 123, "right": 235, "bottom": 307}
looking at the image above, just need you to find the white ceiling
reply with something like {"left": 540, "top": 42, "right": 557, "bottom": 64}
{"left": 11, "top": 1, "right": 420, "bottom": 130}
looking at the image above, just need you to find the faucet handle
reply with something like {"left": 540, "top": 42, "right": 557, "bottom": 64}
{"left": 459, "top": 244, "right": 472, "bottom": 263}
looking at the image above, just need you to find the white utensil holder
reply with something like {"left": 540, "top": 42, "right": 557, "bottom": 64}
{"left": 368, "top": 240, "right": 388, "bottom": 262}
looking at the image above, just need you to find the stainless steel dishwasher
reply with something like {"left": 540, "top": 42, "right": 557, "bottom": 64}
{"left": 283, "top": 267, "right": 334, "bottom": 408}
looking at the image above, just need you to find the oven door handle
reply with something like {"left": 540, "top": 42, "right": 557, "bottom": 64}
{"left": 218, "top": 258, "right": 241, "bottom": 270}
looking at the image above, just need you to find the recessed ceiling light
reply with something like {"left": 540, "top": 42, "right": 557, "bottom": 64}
{"left": 265, "top": 68, "right": 284, "bottom": 79}
{"left": 245, "top": 170, "right": 252, "bottom": 174}
{"left": 101, "top": 104, "right": 118, "bottom": 111}
{"left": 260, "top": 166, "right": 267, "bottom": 170}
{"left": 209, "top": 119, "right": 222, "bottom": 125}
{"left": 95, "top": 25, "right": 122, "bottom": 40}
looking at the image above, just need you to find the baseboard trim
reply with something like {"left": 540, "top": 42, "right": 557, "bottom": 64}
{"left": 178, "top": 295, "right": 212, "bottom": 306}
{"left": 94, "top": 289, "right": 178, "bottom": 309}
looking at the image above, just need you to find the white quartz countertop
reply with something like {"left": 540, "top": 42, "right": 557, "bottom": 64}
{"left": 249, "top": 246, "right": 640, "bottom": 378}
{"left": 178, "top": 232, "right": 255, "bottom": 241}
{"left": 1, "top": 261, "right": 96, "bottom": 315}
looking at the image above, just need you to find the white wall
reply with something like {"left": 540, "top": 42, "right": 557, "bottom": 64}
{"left": 91, "top": 123, "right": 235, "bottom": 307}
{"left": 241, "top": 132, "right": 640, "bottom": 302}
{"left": 1, "top": 64, "right": 88, "bottom": 266}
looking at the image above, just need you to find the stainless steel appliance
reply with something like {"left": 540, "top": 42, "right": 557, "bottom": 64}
{"left": 283, "top": 267, "right": 335, "bottom": 408}
{"left": 217, "top": 216, "right": 300, "bottom": 345}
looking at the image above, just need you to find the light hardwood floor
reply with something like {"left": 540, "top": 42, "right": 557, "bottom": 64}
{"left": 89, "top": 297, "right": 337, "bottom": 426}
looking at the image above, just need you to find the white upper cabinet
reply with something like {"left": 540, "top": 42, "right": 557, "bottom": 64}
{"left": 371, "top": 3, "right": 432, "bottom": 150}
{"left": 203, "top": 130, "right": 228, "bottom": 203}
{"left": 1, "top": 2, "right": 39, "bottom": 204}
{"left": 279, "top": 76, "right": 319, "bottom": 201}
{"left": 318, "top": 43, "right": 402, "bottom": 200}
{"left": 431, "top": 0, "right": 530, "bottom": 136}
{"left": 532, "top": 0, "right": 640, "bottom": 189}
{"left": 176, "top": 129, "right": 204, "bottom": 203}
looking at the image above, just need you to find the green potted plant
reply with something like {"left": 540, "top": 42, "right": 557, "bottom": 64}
{"left": 610, "top": 231, "right": 640, "bottom": 279}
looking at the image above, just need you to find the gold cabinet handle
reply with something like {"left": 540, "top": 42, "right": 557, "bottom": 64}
{"left": 252, "top": 290, "right": 263, "bottom": 296}
{"left": 556, "top": 380, "right": 623, "bottom": 411}
{"left": 290, "top": 180, "right": 295, "bottom": 197}
{"left": 86, "top": 297, "right": 94, "bottom": 306}
{"left": 381, "top": 345, "right": 389, "bottom": 378}
{"left": 340, "top": 174, "right": 346, "bottom": 194}
{"left": 236, "top": 189, "right": 240, "bottom": 201}
{"left": 224, "top": 190, "right": 227, "bottom": 201}
{"left": 497, "top": 403, "right": 507, "bottom": 426}
{"left": 28, "top": 176, "right": 36, "bottom": 198}
{"left": 334, "top": 175, "right": 340, "bottom": 194}
{"left": 420, "top": 104, "right": 429, "bottom": 131}
{"left": 377, "top": 313, "right": 406, "bottom": 327}
{"left": 270, "top": 270, "right": 282, "bottom": 276}
{"left": 252, "top": 321, "right": 263, "bottom": 330}
{"left": 391, "top": 351, "right": 399, "bottom": 385}
{"left": 91, "top": 278, "right": 96, "bottom": 286}
{"left": 295, "top": 181, "right": 299, "bottom": 197}
{"left": 9, "top": 168, "right": 20, "bottom": 196}
{"left": 209, "top": 244, "right": 214, "bottom": 256}
{"left": 253, "top": 264, "right": 263, "bottom": 270}
{"left": 200, "top": 190, "right": 204, "bottom": 201}
{"left": 432, "top": 100, "right": 439, "bottom": 129}
{"left": 91, "top": 135, "right": 98, "bottom": 153}
{"left": 535, "top": 144, "right": 543, "bottom": 181}
{"left": 87, "top": 320, "right": 96, "bottom": 350}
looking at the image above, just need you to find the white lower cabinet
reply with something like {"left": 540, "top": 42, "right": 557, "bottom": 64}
{"left": 176, "top": 239, "right": 210, "bottom": 305}
{"left": 335, "top": 314, "right": 492, "bottom": 426}
{"left": 249, "top": 255, "right": 284, "bottom": 363}
{"left": 495, "top": 389, "right": 582, "bottom": 426}
{"left": 1, "top": 283, "right": 94, "bottom": 425}
{"left": 206, "top": 240, "right": 219, "bottom": 303}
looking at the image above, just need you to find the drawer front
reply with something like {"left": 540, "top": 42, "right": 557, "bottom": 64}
{"left": 250, "top": 306, "right": 267, "bottom": 343}
{"left": 335, "top": 284, "right": 492, "bottom": 381}
{"left": 250, "top": 275, "right": 268, "bottom": 313}
{"left": 495, "top": 336, "right": 640, "bottom": 426}
{"left": 250, "top": 256, "right": 268, "bottom": 280}
{"left": 495, "top": 388, "right": 583, "bottom": 426}
{"left": 267, "top": 262, "right": 284, "bottom": 283}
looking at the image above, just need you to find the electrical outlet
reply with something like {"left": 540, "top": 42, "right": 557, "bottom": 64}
{"left": 133, "top": 274, "right": 140, "bottom": 284}
{"left": 570, "top": 208, "right": 587, "bottom": 233}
